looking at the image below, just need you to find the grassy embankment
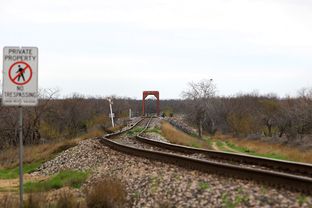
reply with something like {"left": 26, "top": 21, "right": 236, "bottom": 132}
{"left": 0, "top": 128, "right": 105, "bottom": 205}
{"left": 0, "top": 125, "right": 107, "bottom": 180}
{"left": 213, "top": 135, "right": 312, "bottom": 163}
{"left": 161, "top": 121, "right": 211, "bottom": 149}
{"left": 0, "top": 135, "right": 126, "bottom": 207}
{"left": 159, "top": 121, "right": 312, "bottom": 164}
{"left": 0, "top": 121, "right": 129, "bottom": 207}
{"left": 0, "top": 139, "right": 80, "bottom": 180}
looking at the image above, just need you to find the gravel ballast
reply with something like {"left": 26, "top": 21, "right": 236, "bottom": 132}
{"left": 33, "top": 138, "right": 312, "bottom": 207}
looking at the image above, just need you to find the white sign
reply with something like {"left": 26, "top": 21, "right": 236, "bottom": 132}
{"left": 2, "top": 47, "right": 38, "bottom": 106}
{"left": 109, "top": 113, "right": 115, "bottom": 118}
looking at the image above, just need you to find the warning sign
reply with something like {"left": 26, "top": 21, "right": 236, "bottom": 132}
{"left": 2, "top": 47, "right": 38, "bottom": 106}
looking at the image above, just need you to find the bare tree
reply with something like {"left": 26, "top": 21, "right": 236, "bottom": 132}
{"left": 23, "top": 88, "right": 60, "bottom": 144}
{"left": 182, "top": 79, "right": 216, "bottom": 138}
{"left": 259, "top": 98, "right": 280, "bottom": 137}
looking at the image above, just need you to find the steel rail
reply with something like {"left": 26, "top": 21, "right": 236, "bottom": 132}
{"left": 137, "top": 117, "right": 312, "bottom": 177}
{"left": 100, "top": 117, "right": 312, "bottom": 194}
{"left": 135, "top": 134, "right": 312, "bottom": 177}
{"left": 100, "top": 136, "right": 312, "bottom": 194}
{"left": 105, "top": 117, "right": 145, "bottom": 138}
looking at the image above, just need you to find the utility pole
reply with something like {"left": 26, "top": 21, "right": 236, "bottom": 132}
{"left": 108, "top": 98, "right": 115, "bottom": 128}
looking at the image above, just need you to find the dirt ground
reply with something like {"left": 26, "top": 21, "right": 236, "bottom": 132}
{"left": 0, "top": 174, "right": 48, "bottom": 193}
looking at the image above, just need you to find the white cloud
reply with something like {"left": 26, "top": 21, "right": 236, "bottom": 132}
{"left": 2, "top": 0, "right": 311, "bottom": 49}
{"left": 1, "top": 0, "right": 311, "bottom": 97}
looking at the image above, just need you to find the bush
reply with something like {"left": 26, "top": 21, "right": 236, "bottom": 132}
{"left": 227, "top": 113, "right": 259, "bottom": 136}
{"left": 86, "top": 177, "right": 127, "bottom": 208}
{"left": 55, "top": 191, "right": 82, "bottom": 208}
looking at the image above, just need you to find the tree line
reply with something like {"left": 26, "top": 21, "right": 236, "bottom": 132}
{"left": 178, "top": 80, "right": 312, "bottom": 141}
{"left": 0, "top": 90, "right": 141, "bottom": 149}
{"left": 0, "top": 82, "right": 311, "bottom": 149}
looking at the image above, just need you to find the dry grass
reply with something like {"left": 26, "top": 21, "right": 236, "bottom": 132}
{"left": 81, "top": 129, "right": 106, "bottom": 140}
{"left": 106, "top": 125, "right": 124, "bottom": 133}
{"left": 85, "top": 177, "right": 127, "bottom": 208}
{"left": 0, "top": 138, "right": 81, "bottom": 169}
{"left": 54, "top": 191, "right": 82, "bottom": 208}
{"left": 214, "top": 135, "right": 312, "bottom": 164}
{"left": 0, "top": 193, "right": 46, "bottom": 208}
{"left": 24, "top": 193, "right": 46, "bottom": 208}
{"left": 0, "top": 126, "right": 107, "bottom": 170}
{"left": 0, "top": 191, "right": 83, "bottom": 208}
{"left": 0, "top": 194, "right": 19, "bottom": 208}
{"left": 161, "top": 121, "right": 210, "bottom": 149}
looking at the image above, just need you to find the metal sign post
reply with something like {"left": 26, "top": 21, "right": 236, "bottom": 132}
{"left": 18, "top": 106, "right": 23, "bottom": 207}
{"left": 2, "top": 46, "right": 38, "bottom": 208}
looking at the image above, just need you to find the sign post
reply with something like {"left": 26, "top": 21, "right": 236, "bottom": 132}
{"left": 18, "top": 106, "right": 23, "bottom": 207}
{"left": 107, "top": 98, "right": 115, "bottom": 127}
{"left": 2, "top": 46, "right": 38, "bottom": 208}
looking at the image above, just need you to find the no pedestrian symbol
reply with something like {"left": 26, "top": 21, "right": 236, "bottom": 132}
{"left": 9, "top": 61, "right": 33, "bottom": 85}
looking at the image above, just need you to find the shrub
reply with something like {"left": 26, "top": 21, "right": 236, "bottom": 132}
{"left": 86, "top": 177, "right": 127, "bottom": 208}
{"left": 227, "top": 113, "right": 259, "bottom": 137}
{"left": 55, "top": 191, "right": 81, "bottom": 208}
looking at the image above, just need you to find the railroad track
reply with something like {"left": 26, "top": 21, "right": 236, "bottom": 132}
{"left": 137, "top": 120, "right": 312, "bottom": 178}
{"left": 100, "top": 117, "right": 312, "bottom": 194}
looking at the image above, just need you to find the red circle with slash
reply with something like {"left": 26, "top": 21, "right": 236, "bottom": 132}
{"left": 8, "top": 61, "right": 33, "bottom": 86}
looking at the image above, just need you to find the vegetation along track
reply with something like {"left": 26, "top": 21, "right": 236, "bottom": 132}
{"left": 100, "top": 117, "right": 312, "bottom": 194}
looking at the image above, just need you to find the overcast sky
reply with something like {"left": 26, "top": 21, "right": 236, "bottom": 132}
{"left": 1, "top": 0, "right": 311, "bottom": 99}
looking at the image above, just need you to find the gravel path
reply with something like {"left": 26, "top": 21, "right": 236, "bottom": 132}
{"left": 33, "top": 138, "right": 312, "bottom": 207}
